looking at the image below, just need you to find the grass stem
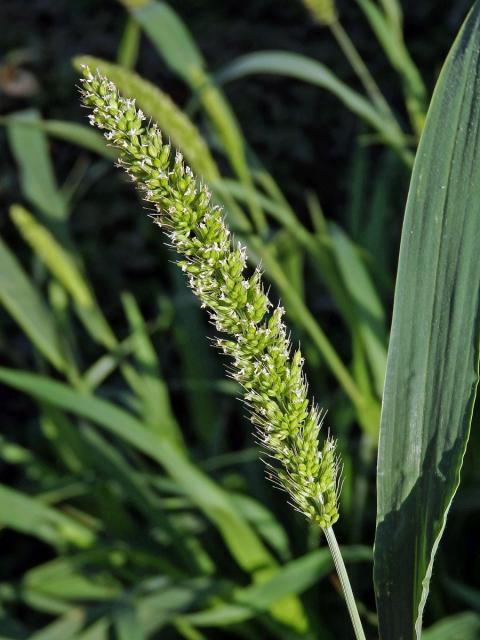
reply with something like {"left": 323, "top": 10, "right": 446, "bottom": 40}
{"left": 324, "top": 526, "right": 367, "bottom": 640}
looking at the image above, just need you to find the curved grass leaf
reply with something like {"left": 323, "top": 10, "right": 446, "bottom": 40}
{"left": 374, "top": 5, "right": 480, "bottom": 638}
{"left": 9, "top": 204, "right": 116, "bottom": 351}
{"left": 217, "top": 50, "right": 408, "bottom": 153}
{"left": 1, "top": 115, "right": 115, "bottom": 159}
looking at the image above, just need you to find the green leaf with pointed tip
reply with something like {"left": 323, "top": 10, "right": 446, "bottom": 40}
{"left": 374, "top": 5, "right": 480, "bottom": 639}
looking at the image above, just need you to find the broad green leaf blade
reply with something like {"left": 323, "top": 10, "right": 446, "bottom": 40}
{"left": 217, "top": 50, "right": 408, "bottom": 152}
{"left": 374, "top": 5, "right": 480, "bottom": 639}
{"left": 0, "top": 235, "right": 65, "bottom": 371}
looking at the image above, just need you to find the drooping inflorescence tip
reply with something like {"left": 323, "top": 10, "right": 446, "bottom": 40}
{"left": 78, "top": 65, "right": 340, "bottom": 528}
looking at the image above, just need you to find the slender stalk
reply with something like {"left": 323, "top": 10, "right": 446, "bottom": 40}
{"left": 330, "top": 20, "right": 393, "bottom": 122}
{"left": 324, "top": 526, "right": 367, "bottom": 640}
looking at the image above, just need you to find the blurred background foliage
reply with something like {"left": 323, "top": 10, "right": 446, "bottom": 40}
{"left": 0, "top": 0, "right": 479, "bottom": 638}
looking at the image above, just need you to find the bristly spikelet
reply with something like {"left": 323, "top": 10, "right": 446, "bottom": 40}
{"left": 78, "top": 66, "right": 340, "bottom": 528}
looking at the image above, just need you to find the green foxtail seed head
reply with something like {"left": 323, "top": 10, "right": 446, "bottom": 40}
{"left": 78, "top": 66, "right": 340, "bottom": 529}
{"left": 302, "top": 0, "right": 337, "bottom": 25}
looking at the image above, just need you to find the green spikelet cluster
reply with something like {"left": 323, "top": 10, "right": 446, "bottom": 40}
{"left": 78, "top": 66, "right": 340, "bottom": 528}
{"left": 302, "top": 0, "right": 337, "bottom": 25}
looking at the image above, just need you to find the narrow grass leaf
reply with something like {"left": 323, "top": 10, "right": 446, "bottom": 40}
{"left": 356, "top": 0, "right": 427, "bottom": 135}
{"left": 0, "top": 483, "right": 94, "bottom": 548}
{"left": 122, "top": 292, "right": 185, "bottom": 447}
{"left": 374, "top": 5, "right": 480, "bottom": 638}
{"left": 10, "top": 204, "right": 116, "bottom": 350}
{"left": 24, "top": 557, "right": 121, "bottom": 601}
{"left": 217, "top": 51, "right": 407, "bottom": 151}
{"left": 117, "top": 17, "right": 141, "bottom": 70}
{"left": 422, "top": 612, "right": 480, "bottom": 640}
{"left": 0, "top": 234, "right": 65, "bottom": 371}
{"left": 1, "top": 115, "right": 115, "bottom": 158}
{"left": 29, "top": 610, "right": 86, "bottom": 640}
{"left": 113, "top": 605, "right": 145, "bottom": 640}
{"left": 6, "top": 110, "right": 68, "bottom": 223}
{"left": 329, "top": 222, "right": 387, "bottom": 398}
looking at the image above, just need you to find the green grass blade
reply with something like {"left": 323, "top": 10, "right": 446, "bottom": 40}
{"left": 0, "top": 367, "right": 306, "bottom": 630}
{"left": 6, "top": 110, "right": 68, "bottom": 223}
{"left": 0, "top": 234, "right": 65, "bottom": 371}
{"left": 217, "top": 50, "right": 409, "bottom": 154}
{"left": 329, "top": 222, "right": 387, "bottom": 398}
{"left": 356, "top": 0, "right": 427, "bottom": 136}
{"left": 374, "top": 5, "right": 480, "bottom": 638}
{"left": 169, "top": 269, "right": 219, "bottom": 447}
{"left": 230, "top": 493, "right": 291, "bottom": 562}
{"left": 29, "top": 610, "right": 86, "bottom": 640}
{"left": 113, "top": 606, "right": 145, "bottom": 640}
{"left": 179, "top": 546, "right": 371, "bottom": 627}
{"left": 1, "top": 114, "right": 115, "bottom": 158}
{"left": 10, "top": 204, "right": 116, "bottom": 350}
{"left": 422, "top": 612, "right": 480, "bottom": 640}
{"left": 378, "top": 0, "right": 403, "bottom": 35}
{"left": 24, "top": 557, "right": 120, "bottom": 602}
{"left": 0, "top": 484, "right": 94, "bottom": 548}
{"left": 75, "top": 618, "right": 110, "bottom": 640}
{"left": 117, "top": 16, "right": 141, "bottom": 70}
{"left": 122, "top": 291, "right": 185, "bottom": 447}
